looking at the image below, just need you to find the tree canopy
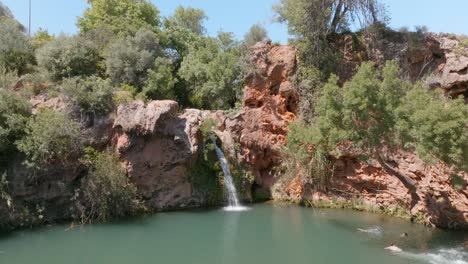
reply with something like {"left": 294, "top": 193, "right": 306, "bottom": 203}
{"left": 77, "top": 0, "right": 160, "bottom": 36}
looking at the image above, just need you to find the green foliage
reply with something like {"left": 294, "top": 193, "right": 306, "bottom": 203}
{"left": 292, "top": 64, "right": 323, "bottom": 123}
{"left": 199, "top": 118, "right": 217, "bottom": 138}
{"left": 106, "top": 29, "right": 162, "bottom": 88}
{"left": 243, "top": 24, "right": 268, "bottom": 47}
{"left": 77, "top": 0, "right": 160, "bottom": 36}
{"left": 274, "top": 0, "right": 386, "bottom": 74}
{"left": 311, "top": 74, "right": 347, "bottom": 154}
{"left": 282, "top": 61, "right": 467, "bottom": 196}
{"left": 311, "top": 61, "right": 467, "bottom": 171}
{"left": 62, "top": 76, "right": 115, "bottom": 115}
{"left": 16, "top": 109, "right": 81, "bottom": 168}
{"left": 21, "top": 69, "right": 54, "bottom": 96}
{"left": 396, "top": 84, "right": 467, "bottom": 171}
{"left": 142, "top": 57, "right": 177, "bottom": 100}
{"left": 36, "top": 35, "right": 101, "bottom": 80}
{"left": 0, "top": 63, "right": 17, "bottom": 89}
{"left": 179, "top": 35, "right": 242, "bottom": 109}
{"left": 188, "top": 146, "right": 223, "bottom": 205}
{"left": 0, "top": 18, "right": 34, "bottom": 74}
{"left": 74, "top": 150, "right": 143, "bottom": 223}
{"left": 31, "top": 29, "right": 54, "bottom": 49}
{"left": 165, "top": 6, "right": 207, "bottom": 36}
{"left": 281, "top": 121, "right": 333, "bottom": 190}
{"left": 0, "top": 89, "right": 31, "bottom": 172}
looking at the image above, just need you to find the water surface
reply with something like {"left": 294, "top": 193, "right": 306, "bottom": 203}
{"left": 0, "top": 204, "right": 466, "bottom": 264}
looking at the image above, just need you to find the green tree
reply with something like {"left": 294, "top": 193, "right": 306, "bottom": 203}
{"left": 17, "top": 109, "right": 81, "bottom": 168}
{"left": 396, "top": 84, "right": 467, "bottom": 171}
{"left": 142, "top": 57, "right": 177, "bottom": 100}
{"left": 178, "top": 34, "right": 242, "bottom": 109}
{"left": 0, "top": 18, "right": 34, "bottom": 74}
{"left": 31, "top": 29, "right": 54, "bottom": 49}
{"left": 305, "top": 61, "right": 467, "bottom": 205}
{"left": 77, "top": 0, "right": 160, "bottom": 36}
{"left": 274, "top": 0, "right": 386, "bottom": 73}
{"left": 36, "top": 35, "right": 101, "bottom": 80}
{"left": 243, "top": 24, "right": 268, "bottom": 47}
{"left": 106, "top": 29, "right": 162, "bottom": 88}
{"left": 165, "top": 6, "right": 207, "bottom": 36}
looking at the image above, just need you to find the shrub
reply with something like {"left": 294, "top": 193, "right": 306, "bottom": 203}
{"left": 281, "top": 121, "right": 333, "bottom": 190}
{"left": 243, "top": 24, "right": 268, "bottom": 47}
{"left": 36, "top": 35, "right": 101, "bottom": 80}
{"left": 0, "top": 89, "right": 31, "bottom": 172}
{"left": 106, "top": 29, "right": 162, "bottom": 88}
{"left": 396, "top": 84, "right": 467, "bottom": 171}
{"left": 16, "top": 109, "right": 81, "bottom": 168}
{"left": 0, "top": 18, "right": 34, "bottom": 74}
{"left": 62, "top": 76, "right": 115, "bottom": 115}
{"left": 74, "top": 149, "right": 143, "bottom": 223}
{"left": 142, "top": 57, "right": 177, "bottom": 100}
{"left": 0, "top": 63, "right": 17, "bottom": 89}
{"left": 21, "top": 69, "right": 54, "bottom": 96}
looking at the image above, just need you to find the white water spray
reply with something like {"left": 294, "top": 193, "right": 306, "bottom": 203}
{"left": 212, "top": 139, "right": 248, "bottom": 211}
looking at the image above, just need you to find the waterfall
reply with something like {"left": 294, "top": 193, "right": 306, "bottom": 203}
{"left": 212, "top": 138, "right": 247, "bottom": 211}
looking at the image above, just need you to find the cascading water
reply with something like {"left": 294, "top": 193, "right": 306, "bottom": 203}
{"left": 212, "top": 138, "right": 248, "bottom": 211}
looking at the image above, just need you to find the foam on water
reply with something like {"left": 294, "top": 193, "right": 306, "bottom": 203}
{"left": 223, "top": 206, "right": 251, "bottom": 212}
{"left": 399, "top": 248, "right": 468, "bottom": 264}
{"left": 357, "top": 226, "right": 384, "bottom": 236}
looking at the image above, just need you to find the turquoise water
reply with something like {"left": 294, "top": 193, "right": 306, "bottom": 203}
{"left": 0, "top": 203, "right": 466, "bottom": 264}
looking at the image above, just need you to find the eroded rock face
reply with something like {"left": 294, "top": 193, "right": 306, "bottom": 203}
{"left": 215, "top": 41, "right": 298, "bottom": 196}
{"left": 436, "top": 37, "right": 468, "bottom": 99}
{"left": 113, "top": 101, "right": 206, "bottom": 209}
{"left": 277, "top": 150, "right": 468, "bottom": 229}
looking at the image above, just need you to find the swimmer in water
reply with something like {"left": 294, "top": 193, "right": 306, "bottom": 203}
{"left": 400, "top": 232, "right": 408, "bottom": 238}
{"left": 385, "top": 243, "right": 402, "bottom": 252}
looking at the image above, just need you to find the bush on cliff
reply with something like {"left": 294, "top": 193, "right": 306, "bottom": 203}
{"left": 0, "top": 89, "right": 31, "bottom": 172}
{"left": 284, "top": 61, "right": 468, "bottom": 194}
{"left": 62, "top": 75, "right": 115, "bottom": 116}
{"left": 16, "top": 108, "right": 81, "bottom": 168}
{"left": 73, "top": 148, "right": 143, "bottom": 223}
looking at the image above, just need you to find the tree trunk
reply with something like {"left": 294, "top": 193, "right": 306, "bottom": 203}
{"left": 374, "top": 150, "right": 420, "bottom": 208}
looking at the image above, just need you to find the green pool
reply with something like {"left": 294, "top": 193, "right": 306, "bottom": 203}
{"left": 0, "top": 203, "right": 466, "bottom": 264}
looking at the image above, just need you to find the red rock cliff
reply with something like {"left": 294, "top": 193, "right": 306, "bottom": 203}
{"left": 215, "top": 41, "right": 299, "bottom": 196}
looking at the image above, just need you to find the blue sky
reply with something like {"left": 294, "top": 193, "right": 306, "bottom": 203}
{"left": 2, "top": 0, "right": 468, "bottom": 43}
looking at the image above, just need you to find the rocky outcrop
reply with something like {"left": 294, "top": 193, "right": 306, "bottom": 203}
{"left": 214, "top": 41, "right": 298, "bottom": 197}
{"left": 338, "top": 33, "right": 468, "bottom": 100}
{"left": 113, "top": 101, "right": 207, "bottom": 209}
{"left": 277, "top": 150, "right": 468, "bottom": 229}
{"left": 434, "top": 37, "right": 468, "bottom": 99}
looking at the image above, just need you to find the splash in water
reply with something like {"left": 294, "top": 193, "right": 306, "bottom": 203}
{"left": 212, "top": 138, "right": 249, "bottom": 211}
{"left": 357, "top": 226, "right": 384, "bottom": 236}
{"left": 399, "top": 248, "right": 468, "bottom": 264}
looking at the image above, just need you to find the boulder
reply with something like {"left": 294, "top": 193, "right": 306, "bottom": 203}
{"left": 113, "top": 102, "right": 206, "bottom": 210}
